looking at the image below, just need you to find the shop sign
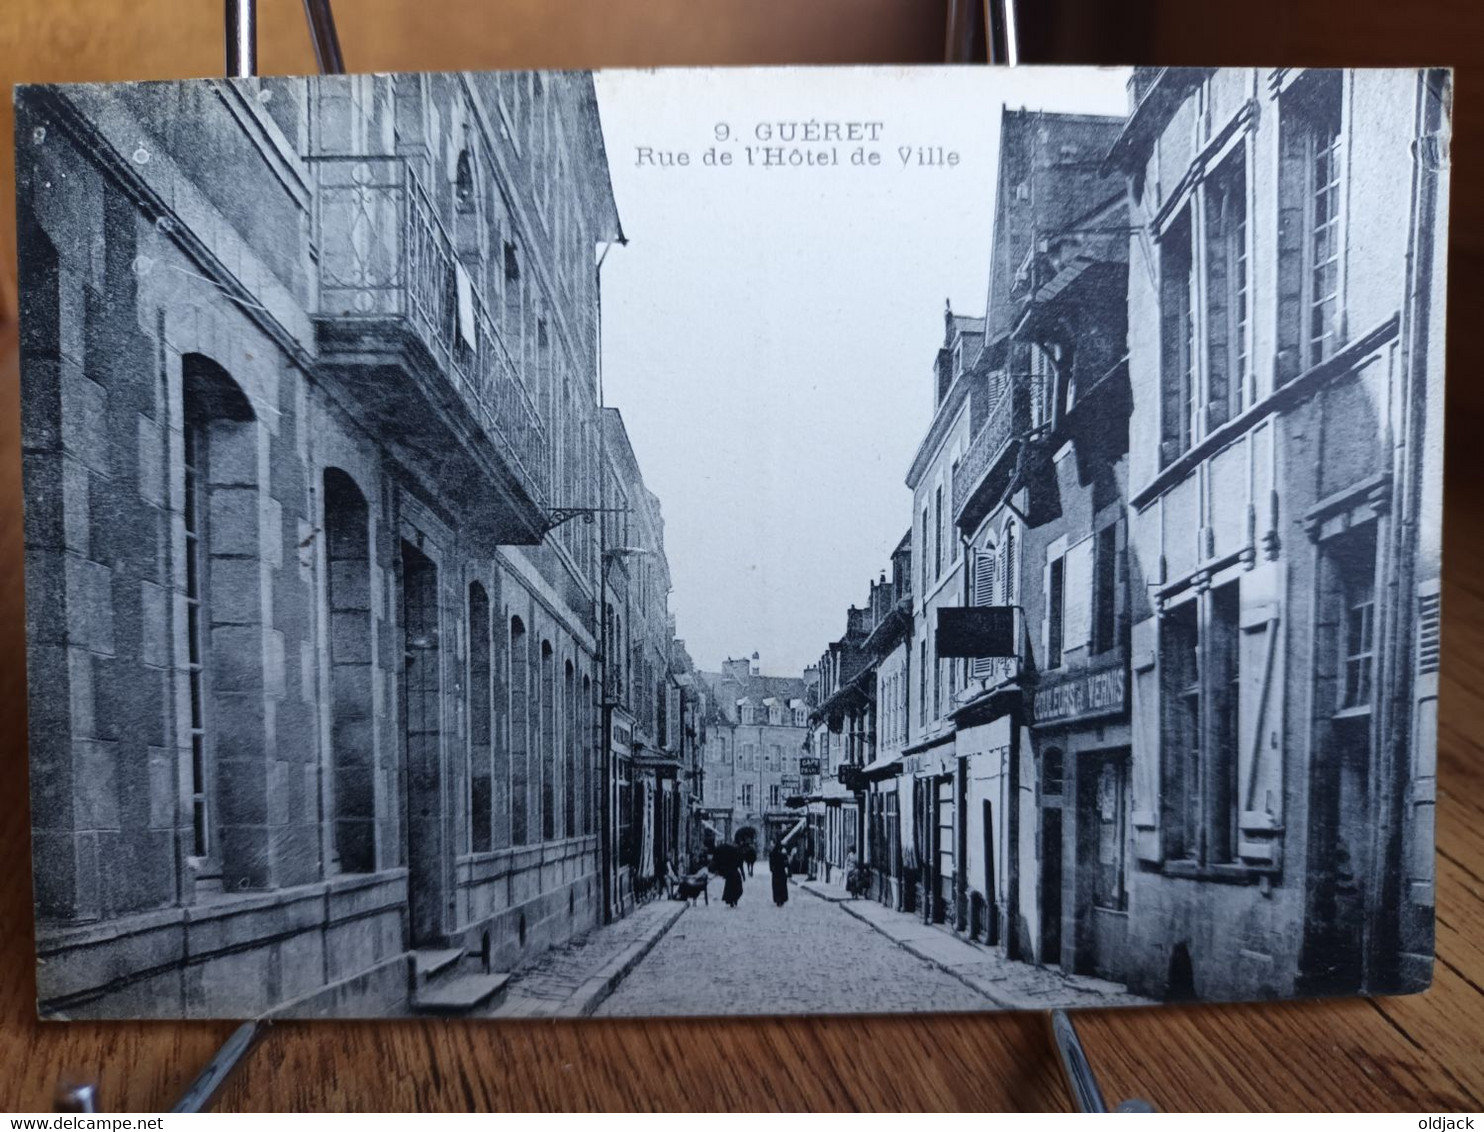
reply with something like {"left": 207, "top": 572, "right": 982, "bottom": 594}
{"left": 937, "top": 606, "right": 1018, "bottom": 658}
{"left": 837, "top": 765, "right": 867, "bottom": 792}
{"left": 1030, "top": 661, "right": 1127, "bottom": 726}
{"left": 902, "top": 745, "right": 953, "bottom": 778}
{"left": 781, "top": 775, "right": 800, "bottom": 791}
{"left": 799, "top": 757, "right": 821, "bottom": 776}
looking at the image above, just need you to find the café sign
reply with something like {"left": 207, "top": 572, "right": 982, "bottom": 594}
{"left": 1030, "top": 661, "right": 1127, "bottom": 726}
{"left": 799, "top": 757, "right": 821, "bottom": 776}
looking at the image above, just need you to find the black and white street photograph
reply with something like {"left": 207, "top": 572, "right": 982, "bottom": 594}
{"left": 15, "top": 65, "right": 1448, "bottom": 1021}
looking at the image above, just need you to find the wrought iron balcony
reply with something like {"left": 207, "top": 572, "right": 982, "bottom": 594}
{"left": 310, "top": 155, "right": 549, "bottom": 512}
{"left": 953, "top": 376, "right": 1031, "bottom": 529}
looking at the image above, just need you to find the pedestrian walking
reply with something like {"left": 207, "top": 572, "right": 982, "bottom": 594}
{"left": 769, "top": 841, "right": 791, "bottom": 907}
{"left": 711, "top": 841, "right": 745, "bottom": 908}
{"left": 743, "top": 843, "right": 757, "bottom": 878}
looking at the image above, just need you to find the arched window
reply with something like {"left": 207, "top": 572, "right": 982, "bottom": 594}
{"left": 582, "top": 673, "right": 595, "bottom": 836}
{"left": 510, "top": 616, "right": 530, "bottom": 845}
{"left": 467, "top": 581, "right": 492, "bottom": 853}
{"left": 325, "top": 468, "right": 375, "bottom": 873}
{"left": 564, "top": 659, "right": 577, "bottom": 837}
{"left": 181, "top": 355, "right": 258, "bottom": 891}
{"left": 541, "top": 640, "right": 556, "bottom": 841}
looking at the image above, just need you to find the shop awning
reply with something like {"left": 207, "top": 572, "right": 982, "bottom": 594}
{"left": 821, "top": 779, "right": 856, "bottom": 803}
{"left": 860, "top": 752, "right": 905, "bottom": 779}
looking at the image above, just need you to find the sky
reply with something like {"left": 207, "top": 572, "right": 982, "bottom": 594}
{"left": 594, "top": 66, "right": 1133, "bottom": 678}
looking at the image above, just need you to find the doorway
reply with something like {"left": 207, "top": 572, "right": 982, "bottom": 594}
{"left": 982, "top": 799, "right": 998, "bottom": 945}
{"left": 1040, "top": 746, "right": 1065, "bottom": 966}
{"left": 1075, "top": 748, "right": 1130, "bottom": 979}
{"left": 401, "top": 540, "right": 445, "bottom": 947}
{"left": 1041, "top": 808, "right": 1063, "bottom": 965}
{"left": 935, "top": 776, "right": 954, "bottom": 923}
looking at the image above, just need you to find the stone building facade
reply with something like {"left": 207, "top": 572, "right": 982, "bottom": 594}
{"left": 951, "top": 108, "right": 1129, "bottom": 966}
{"left": 599, "top": 408, "right": 687, "bottom": 904}
{"left": 16, "top": 71, "right": 663, "bottom": 1018}
{"left": 697, "top": 656, "right": 812, "bottom": 849}
{"left": 798, "top": 67, "right": 1445, "bottom": 1008}
{"left": 1106, "top": 66, "right": 1445, "bottom": 1000}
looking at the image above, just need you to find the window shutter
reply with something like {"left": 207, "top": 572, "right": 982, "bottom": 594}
{"left": 972, "top": 551, "right": 996, "bottom": 679}
{"left": 1408, "top": 578, "right": 1440, "bottom": 908}
{"left": 1064, "top": 537, "right": 1095, "bottom": 651}
{"left": 1235, "top": 561, "right": 1284, "bottom": 866}
{"left": 1041, "top": 557, "right": 1052, "bottom": 662}
{"left": 1130, "top": 615, "right": 1161, "bottom": 863}
{"left": 1004, "top": 526, "right": 1017, "bottom": 605}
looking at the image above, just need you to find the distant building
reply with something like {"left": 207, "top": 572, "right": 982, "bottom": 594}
{"left": 804, "top": 535, "right": 915, "bottom": 898}
{"left": 697, "top": 656, "right": 813, "bottom": 849}
{"left": 600, "top": 410, "right": 682, "bottom": 905}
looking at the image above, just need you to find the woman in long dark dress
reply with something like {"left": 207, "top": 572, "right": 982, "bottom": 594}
{"left": 769, "top": 842, "right": 790, "bottom": 907}
{"left": 713, "top": 842, "right": 745, "bottom": 908}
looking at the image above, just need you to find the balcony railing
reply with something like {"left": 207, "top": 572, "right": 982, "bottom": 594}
{"left": 310, "top": 155, "right": 549, "bottom": 506}
{"left": 953, "top": 377, "right": 1031, "bottom": 521}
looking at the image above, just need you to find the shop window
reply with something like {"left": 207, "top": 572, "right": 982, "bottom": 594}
{"left": 1092, "top": 755, "right": 1129, "bottom": 911}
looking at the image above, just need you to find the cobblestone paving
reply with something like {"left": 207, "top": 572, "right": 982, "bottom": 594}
{"left": 488, "top": 897, "right": 686, "bottom": 1018}
{"left": 595, "top": 876, "right": 995, "bottom": 1017}
{"left": 823, "top": 886, "right": 1153, "bottom": 1012}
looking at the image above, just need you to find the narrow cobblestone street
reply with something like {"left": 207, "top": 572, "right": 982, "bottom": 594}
{"left": 595, "top": 876, "right": 994, "bottom": 1017}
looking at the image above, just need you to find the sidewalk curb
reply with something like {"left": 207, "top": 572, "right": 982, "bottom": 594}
{"left": 829, "top": 898, "right": 1150, "bottom": 1012}
{"left": 569, "top": 901, "right": 689, "bottom": 1017}
{"left": 797, "top": 880, "right": 849, "bottom": 903}
{"left": 826, "top": 896, "right": 1017, "bottom": 1009}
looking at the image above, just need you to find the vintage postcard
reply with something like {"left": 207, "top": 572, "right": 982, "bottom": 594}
{"left": 15, "top": 66, "right": 1448, "bottom": 1019}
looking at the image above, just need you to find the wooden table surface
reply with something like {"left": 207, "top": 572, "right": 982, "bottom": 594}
{"left": 1, "top": 0, "right": 1482, "bottom": 1112}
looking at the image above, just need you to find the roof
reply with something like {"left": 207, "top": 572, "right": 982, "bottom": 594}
{"left": 699, "top": 669, "right": 812, "bottom": 719}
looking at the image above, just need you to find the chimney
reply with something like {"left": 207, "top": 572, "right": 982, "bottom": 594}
{"left": 722, "top": 657, "right": 750, "bottom": 684}
{"left": 750, "top": 651, "right": 761, "bottom": 676}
